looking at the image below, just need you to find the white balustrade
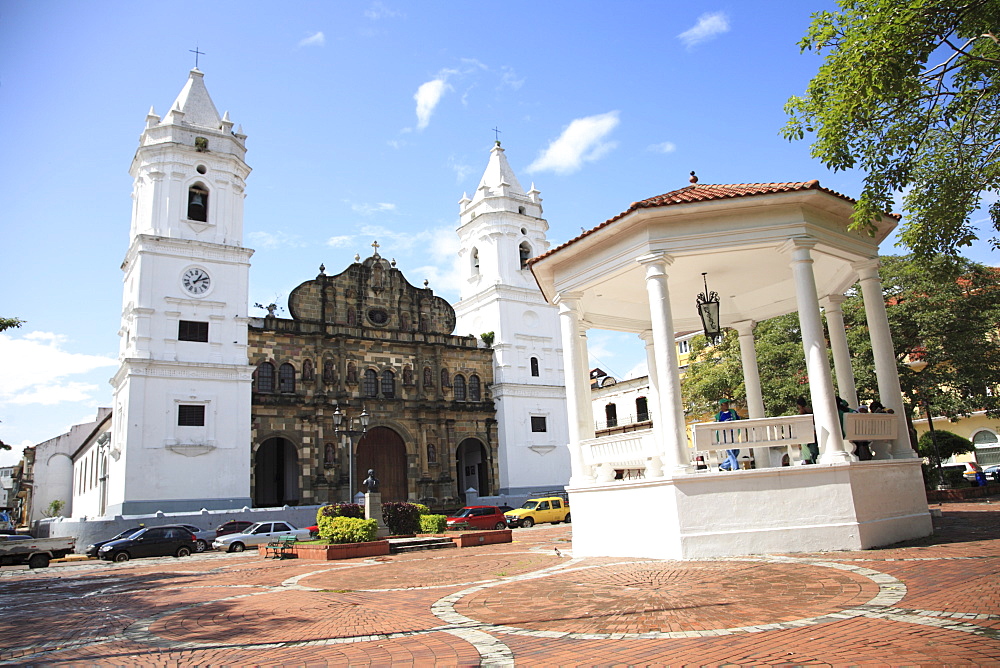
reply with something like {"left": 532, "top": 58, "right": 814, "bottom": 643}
{"left": 843, "top": 412, "right": 898, "bottom": 441}
{"left": 691, "top": 414, "right": 816, "bottom": 453}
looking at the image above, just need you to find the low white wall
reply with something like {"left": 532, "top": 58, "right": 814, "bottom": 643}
{"left": 568, "top": 460, "right": 932, "bottom": 560}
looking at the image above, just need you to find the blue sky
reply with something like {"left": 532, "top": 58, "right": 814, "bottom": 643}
{"left": 1, "top": 1, "right": 996, "bottom": 466}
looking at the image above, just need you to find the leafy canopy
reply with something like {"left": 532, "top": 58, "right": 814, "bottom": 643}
{"left": 784, "top": 0, "right": 1000, "bottom": 258}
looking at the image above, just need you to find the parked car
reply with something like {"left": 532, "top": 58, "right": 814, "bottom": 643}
{"left": 85, "top": 527, "right": 144, "bottom": 558}
{"left": 983, "top": 464, "right": 1000, "bottom": 482}
{"left": 176, "top": 524, "right": 216, "bottom": 552}
{"left": 938, "top": 462, "right": 983, "bottom": 483}
{"left": 446, "top": 506, "right": 509, "bottom": 531}
{"left": 505, "top": 496, "right": 571, "bottom": 528}
{"left": 215, "top": 520, "right": 254, "bottom": 538}
{"left": 211, "top": 521, "right": 310, "bottom": 553}
{"left": 98, "top": 525, "right": 197, "bottom": 562}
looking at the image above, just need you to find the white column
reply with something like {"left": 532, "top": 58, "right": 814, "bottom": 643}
{"left": 734, "top": 320, "right": 776, "bottom": 467}
{"left": 853, "top": 259, "right": 916, "bottom": 458}
{"left": 638, "top": 330, "right": 664, "bottom": 477}
{"left": 556, "top": 293, "right": 594, "bottom": 484}
{"left": 785, "top": 239, "right": 851, "bottom": 463}
{"left": 821, "top": 295, "right": 859, "bottom": 409}
{"left": 637, "top": 253, "right": 688, "bottom": 474}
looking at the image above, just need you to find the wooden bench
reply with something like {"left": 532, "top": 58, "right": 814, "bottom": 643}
{"left": 265, "top": 535, "right": 297, "bottom": 559}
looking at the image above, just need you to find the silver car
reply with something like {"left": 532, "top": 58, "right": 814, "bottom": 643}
{"left": 211, "top": 521, "right": 310, "bottom": 553}
{"left": 177, "top": 524, "right": 216, "bottom": 553}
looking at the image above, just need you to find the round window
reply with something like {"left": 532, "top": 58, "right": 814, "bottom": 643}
{"left": 367, "top": 308, "right": 389, "bottom": 325}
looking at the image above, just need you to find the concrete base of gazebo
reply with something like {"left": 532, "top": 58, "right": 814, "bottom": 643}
{"left": 567, "top": 460, "right": 932, "bottom": 560}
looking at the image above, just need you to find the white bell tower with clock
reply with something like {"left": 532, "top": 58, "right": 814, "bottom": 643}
{"left": 108, "top": 68, "right": 254, "bottom": 516}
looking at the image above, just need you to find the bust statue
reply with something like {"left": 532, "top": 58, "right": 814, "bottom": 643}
{"left": 363, "top": 469, "right": 379, "bottom": 493}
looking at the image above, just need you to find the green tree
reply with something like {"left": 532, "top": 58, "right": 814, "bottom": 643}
{"left": 0, "top": 317, "right": 23, "bottom": 332}
{"left": 917, "top": 429, "right": 974, "bottom": 464}
{"left": 680, "top": 331, "right": 745, "bottom": 418}
{"left": 784, "top": 0, "right": 1000, "bottom": 258}
{"left": 842, "top": 255, "right": 1000, "bottom": 421}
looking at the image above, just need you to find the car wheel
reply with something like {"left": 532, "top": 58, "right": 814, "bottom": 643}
{"left": 27, "top": 553, "right": 50, "bottom": 569}
{"left": 113, "top": 551, "right": 130, "bottom": 563}
{"left": 229, "top": 542, "right": 246, "bottom": 553}
{"left": 494, "top": 521, "right": 507, "bottom": 530}
{"left": 195, "top": 539, "right": 207, "bottom": 553}
{"left": 564, "top": 512, "right": 571, "bottom": 523}
{"left": 521, "top": 517, "right": 534, "bottom": 528}
{"left": 175, "top": 546, "right": 192, "bottom": 558}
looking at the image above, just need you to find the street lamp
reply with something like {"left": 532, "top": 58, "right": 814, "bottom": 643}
{"left": 696, "top": 273, "right": 721, "bottom": 344}
{"left": 906, "top": 357, "right": 947, "bottom": 490}
{"left": 332, "top": 405, "right": 370, "bottom": 500}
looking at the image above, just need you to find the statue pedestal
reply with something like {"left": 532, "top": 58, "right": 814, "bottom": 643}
{"left": 364, "top": 492, "right": 390, "bottom": 538}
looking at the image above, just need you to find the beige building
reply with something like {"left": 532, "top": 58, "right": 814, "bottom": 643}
{"left": 248, "top": 248, "right": 498, "bottom": 507}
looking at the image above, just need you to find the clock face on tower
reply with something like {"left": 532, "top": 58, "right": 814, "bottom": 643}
{"left": 181, "top": 267, "right": 212, "bottom": 296}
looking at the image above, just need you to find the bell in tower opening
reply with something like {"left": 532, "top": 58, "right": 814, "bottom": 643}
{"left": 188, "top": 183, "right": 209, "bottom": 222}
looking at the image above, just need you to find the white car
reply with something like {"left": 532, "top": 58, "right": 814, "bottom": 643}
{"left": 211, "top": 521, "right": 310, "bottom": 553}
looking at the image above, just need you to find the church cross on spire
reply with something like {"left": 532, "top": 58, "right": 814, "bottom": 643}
{"left": 371, "top": 239, "right": 380, "bottom": 256}
{"left": 492, "top": 126, "right": 502, "bottom": 144}
{"left": 189, "top": 46, "right": 205, "bottom": 69}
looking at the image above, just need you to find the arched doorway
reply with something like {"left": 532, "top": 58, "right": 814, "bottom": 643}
{"left": 254, "top": 437, "right": 300, "bottom": 507}
{"left": 456, "top": 438, "right": 490, "bottom": 503}
{"left": 355, "top": 426, "right": 408, "bottom": 502}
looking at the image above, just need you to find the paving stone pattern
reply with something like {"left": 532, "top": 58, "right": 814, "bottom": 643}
{"left": 1, "top": 499, "right": 999, "bottom": 666}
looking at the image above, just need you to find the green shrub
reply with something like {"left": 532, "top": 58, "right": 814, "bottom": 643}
{"left": 419, "top": 514, "right": 447, "bottom": 534}
{"left": 413, "top": 503, "right": 430, "bottom": 516}
{"left": 317, "top": 503, "right": 364, "bottom": 523}
{"left": 381, "top": 502, "right": 422, "bottom": 535}
{"left": 319, "top": 516, "right": 378, "bottom": 544}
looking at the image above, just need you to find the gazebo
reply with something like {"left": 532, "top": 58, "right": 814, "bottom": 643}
{"left": 530, "top": 180, "right": 933, "bottom": 559}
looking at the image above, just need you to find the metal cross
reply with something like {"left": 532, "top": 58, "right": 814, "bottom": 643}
{"left": 372, "top": 240, "right": 380, "bottom": 253}
{"left": 492, "top": 126, "right": 502, "bottom": 143}
{"left": 190, "top": 46, "right": 205, "bottom": 69}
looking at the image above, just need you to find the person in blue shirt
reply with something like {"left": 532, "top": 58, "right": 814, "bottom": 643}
{"left": 716, "top": 398, "right": 742, "bottom": 471}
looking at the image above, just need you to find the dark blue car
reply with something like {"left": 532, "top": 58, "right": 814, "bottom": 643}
{"left": 98, "top": 525, "right": 196, "bottom": 562}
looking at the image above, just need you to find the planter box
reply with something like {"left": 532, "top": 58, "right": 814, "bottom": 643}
{"left": 927, "top": 482, "right": 1000, "bottom": 503}
{"left": 451, "top": 529, "right": 512, "bottom": 548}
{"left": 285, "top": 540, "right": 390, "bottom": 561}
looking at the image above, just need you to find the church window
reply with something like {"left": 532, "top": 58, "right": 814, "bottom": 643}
{"left": 278, "top": 363, "right": 296, "bottom": 393}
{"left": 187, "top": 183, "right": 209, "bottom": 222}
{"left": 605, "top": 403, "right": 618, "bottom": 428}
{"left": 531, "top": 416, "right": 547, "bottom": 432}
{"left": 381, "top": 370, "right": 396, "bottom": 398}
{"left": 440, "top": 368, "right": 450, "bottom": 387}
{"left": 363, "top": 369, "right": 378, "bottom": 397}
{"left": 178, "top": 320, "right": 209, "bottom": 342}
{"left": 347, "top": 362, "right": 357, "bottom": 384}
{"left": 256, "top": 362, "right": 275, "bottom": 393}
{"left": 423, "top": 366, "right": 433, "bottom": 388}
{"left": 454, "top": 375, "right": 466, "bottom": 401}
{"left": 636, "top": 396, "right": 649, "bottom": 422}
{"left": 196, "top": 164, "right": 207, "bottom": 174}
{"left": 469, "top": 374, "right": 481, "bottom": 401}
{"left": 518, "top": 206, "right": 525, "bottom": 215}
{"left": 302, "top": 359, "right": 315, "bottom": 381}
{"left": 530, "top": 356, "right": 539, "bottom": 377}
{"left": 368, "top": 308, "right": 389, "bottom": 325}
{"left": 471, "top": 248, "right": 480, "bottom": 276}
{"left": 519, "top": 242, "right": 532, "bottom": 269}
{"left": 194, "top": 136, "right": 209, "bottom": 152}
{"left": 178, "top": 404, "right": 206, "bottom": 426}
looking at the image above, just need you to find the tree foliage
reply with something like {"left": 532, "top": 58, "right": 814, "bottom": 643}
{"left": 842, "top": 254, "right": 1000, "bottom": 421}
{"left": 917, "top": 429, "right": 974, "bottom": 464}
{"left": 784, "top": 0, "right": 1000, "bottom": 258}
{"left": 0, "top": 317, "right": 23, "bottom": 332}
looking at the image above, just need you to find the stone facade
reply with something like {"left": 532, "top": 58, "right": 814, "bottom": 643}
{"left": 248, "top": 249, "right": 498, "bottom": 507}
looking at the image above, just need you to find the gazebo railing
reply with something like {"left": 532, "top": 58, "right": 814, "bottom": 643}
{"left": 843, "top": 413, "right": 898, "bottom": 441}
{"left": 580, "top": 429, "right": 657, "bottom": 480}
{"left": 690, "top": 414, "right": 816, "bottom": 453}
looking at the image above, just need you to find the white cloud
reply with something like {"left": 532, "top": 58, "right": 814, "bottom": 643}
{"left": 247, "top": 230, "right": 305, "bottom": 249}
{"left": 350, "top": 202, "right": 397, "bottom": 215}
{"left": 0, "top": 332, "right": 116, "bottom": 405}
{"left": 648, "top": 141, "right": 677, "bottom": 154}
{"left": 327, "top": 235, "right": 353, "bottom": 248}
{"left": 387, "top": 138, "right": 406, "bottom": 149}
{"left": 448, "top": 155, "right": 473, "bottom": 184}
{"left": 678, "top": 12, "right": 730, "bottom": 48}
{"left": 365, "top": 1, "right": 403, "bottom": 20}
{"left": 527, "top": 111, "right": 620, "bottom": 175}
{"left": 415, "top": 77, "right": 452, "bottom": 130}
{"left": 298, "top": 31, "right": 326, "bottom": 48}
{"left": 499, "top": 65, "right": 524, "bottom": 90}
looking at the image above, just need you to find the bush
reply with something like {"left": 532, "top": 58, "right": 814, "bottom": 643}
{"left": 413, "top": 503, "right": 430, "bottom": 516}
{"left": 419, "top": 514, "right": 447, "bottom": 534}
{"left": 316, "top": 503, "right": 364, "bottom": 523}
{"left": 381, "top": 502, "right": 422, "bottom": 535}
{"left": 319, "top": 516, "right": 378, "bottom": 544}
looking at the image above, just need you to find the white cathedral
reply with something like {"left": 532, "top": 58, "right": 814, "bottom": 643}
{"left": 58, "top": 68, "right": 570, "bottom": 520}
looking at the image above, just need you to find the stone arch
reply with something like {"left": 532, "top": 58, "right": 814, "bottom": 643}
{"left": 455, "top": 437, "right": 492, "bottom": 503}
{"left": 253, "top": 436, "right": 301, "bottom": 507}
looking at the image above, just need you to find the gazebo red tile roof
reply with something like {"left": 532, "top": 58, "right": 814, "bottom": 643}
{"left": 530, "top": 180, "right": 896, "bottom": 265}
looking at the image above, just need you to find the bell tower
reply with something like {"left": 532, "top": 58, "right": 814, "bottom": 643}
{"left": 107, "top": 68, "right": 254, "bottom": 516}
{"left": 453, "top": 142, "right": 570, "bottom": 498}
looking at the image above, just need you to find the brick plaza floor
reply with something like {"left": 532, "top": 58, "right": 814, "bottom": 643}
{"left": 1, "top": 498, "right": 999, "bottom": 666}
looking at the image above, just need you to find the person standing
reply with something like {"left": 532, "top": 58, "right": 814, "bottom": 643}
{"left": 716, "top": 398, "right": 742, "bottom": 471}
{"left": 797, "top": 396, "right": 820, "bottom": 464}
